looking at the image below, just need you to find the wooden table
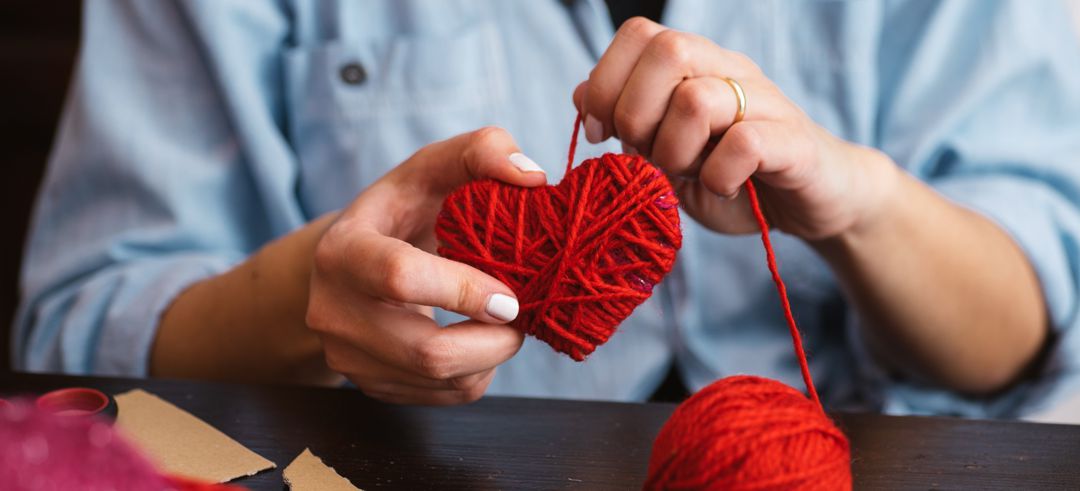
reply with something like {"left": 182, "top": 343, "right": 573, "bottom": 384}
{"left": 3, "top": 373, "right": 1079, "bottom": 490}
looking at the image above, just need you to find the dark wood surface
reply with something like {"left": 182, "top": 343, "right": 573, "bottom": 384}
{"left": 2, "top": 373, "right": 1079, "bottom": 490}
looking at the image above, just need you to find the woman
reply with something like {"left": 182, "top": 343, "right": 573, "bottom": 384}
{"left": 16, "top": 0, "right": 1080, "bottom": 417}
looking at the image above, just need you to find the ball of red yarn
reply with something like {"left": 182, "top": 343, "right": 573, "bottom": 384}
{"left": 645, "top": 375, "right": 851, "bottom": 491}
{"left": 436, "top": 152, "right": 682, "bottom": 360}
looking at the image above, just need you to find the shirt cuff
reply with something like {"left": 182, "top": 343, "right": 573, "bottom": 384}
{"left": 18, "top": 253, "right": 241, "bottom": 377}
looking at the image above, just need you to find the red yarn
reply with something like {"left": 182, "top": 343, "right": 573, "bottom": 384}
{"left": 644, "top": 376, "right": 851, "bottom": 490}
{"left": 645, "top": 144, "right": 851, "bottom": 488}
{"left": 436, "top": 115, "right": 682, "bottom": 360}
{"left": 744, "top": 179, "right": 821, "bottom": 407}
{"left": 437, "top": 114, "right": 850, "bottom": 488}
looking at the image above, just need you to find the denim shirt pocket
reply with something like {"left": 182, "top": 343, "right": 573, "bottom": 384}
{"left": 282, "top": 21, "right": 508, "bottom": 215}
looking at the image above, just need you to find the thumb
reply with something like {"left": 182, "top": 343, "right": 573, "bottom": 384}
{"left": 356, "top": 126, "right": 549, "bottom": 239}
{"left": 403, "top": 126, "right": 548, "bottom": 195}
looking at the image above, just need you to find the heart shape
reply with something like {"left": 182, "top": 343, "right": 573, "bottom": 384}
{"left": 436, "top": 153, "right": 682, "bottom": 361}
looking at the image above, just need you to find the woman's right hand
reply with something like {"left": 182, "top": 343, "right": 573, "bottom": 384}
{"left": 306, "top": 128, "right": 547, "bottom": 405}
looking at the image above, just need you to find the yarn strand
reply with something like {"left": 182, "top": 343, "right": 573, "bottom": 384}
{"left": 743, "top": 179, "right": 822, "bottom": 409}
{"left": 565, "top": 113, "right": 822, "bottom": 409}
{"left": 567, "top": 112, "right": 583, "bottom": 173}
{"left": 441, "top": 113, "right": 850, "bottom": 487}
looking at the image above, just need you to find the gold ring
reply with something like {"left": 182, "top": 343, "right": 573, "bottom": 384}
{"left": 723, "top": 77, "right": 747, "bottom": 124}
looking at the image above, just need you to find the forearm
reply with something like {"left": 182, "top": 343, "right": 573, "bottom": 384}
{"left": 812, "top": 151, "right": 1048, "bottom": 395}
{"left": 151, "top": 212, "right": 341, "bottom": 385}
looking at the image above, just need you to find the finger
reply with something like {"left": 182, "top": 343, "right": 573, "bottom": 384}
{"left": 313, "top": 292, "right": 523, "bottom": 380}
{"left": 613, "top": 31, "right": 759, "bottom": 155}
{"left": 350, "top": 234, "right": 520, "bottom": 323}
{"left": 323, "top": 334, "right": 495, "bottom": 391}
{"left": 400, "top": 319, "right": 524, "bottom": 381}
{"left": 671, "top": 177, "right": 758, "bottom": 234}
{"left": 400, "top": 126, "right": 547, "bottom": 196}
{"left": 650, "top": 77, "right": 739, "bottom": 176}
{"left": 359, "top": 368, "right": 498, "bottom": 406}
{"left": 580, "top": 17, "right": 667, "bottom": 143}
{"left": 699, "top": 120, "right": 815, "bottom": 198}
{"left": 308, "top": 276, "right": 522, "bottom": 379}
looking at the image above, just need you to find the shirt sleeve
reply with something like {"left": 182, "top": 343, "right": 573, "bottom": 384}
{"left": 13, "top": 0, "right": 301, "bottom": 376}
{"left": 849, "top": 0, "right": 1080, "bottom": 418}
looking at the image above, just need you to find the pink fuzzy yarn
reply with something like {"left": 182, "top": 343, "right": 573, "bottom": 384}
{"left": 0, "top": 400, "right": 168, "bottom": 490}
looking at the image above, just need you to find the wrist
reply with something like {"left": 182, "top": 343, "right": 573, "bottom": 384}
{"left": 808, "top": 145, "right": 904, "bottom": 257}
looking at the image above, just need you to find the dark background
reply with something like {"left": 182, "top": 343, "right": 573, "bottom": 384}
{"left": 0, "top": 2, "right": 82, "bottom": 373}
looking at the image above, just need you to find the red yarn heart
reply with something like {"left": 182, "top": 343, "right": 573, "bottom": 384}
{"left": 435, "top": 152, "right": 682, "bottom": 360}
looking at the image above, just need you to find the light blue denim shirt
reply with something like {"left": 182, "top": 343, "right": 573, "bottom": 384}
{"left": 16, "top": 0, "right": 1080, "bottom": 418}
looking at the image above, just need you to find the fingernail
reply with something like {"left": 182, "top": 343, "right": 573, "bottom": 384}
{"left": 621, "top": 142, "right": 638, "bottom": 155}
{"left": 486, "top": 293, "right": 519, "bottom": 322}
{"left": 718, "top": 189, "right": 740, "bottom": 200}
{"left": 508, "top": 152, "right": 545, "bottom": 174}
{"left": 584, "top": 114, "right": 604, "bottom": 144}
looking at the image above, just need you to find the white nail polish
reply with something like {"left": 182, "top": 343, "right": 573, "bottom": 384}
{"left": 508, "top": 152, "right": 545, "bottom": 174}
{"left": 486, "top": 293, "right": 519, "bottom": 322}
{"left": 584, "top": 114, "right": 605, "bottom": 144}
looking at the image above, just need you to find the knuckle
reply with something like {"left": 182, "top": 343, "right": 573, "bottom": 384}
{"left": 469, "top": 126, "right": 510, "bottom": 149}
{"left": 446, "top": 373, "right": 478, "bottom": 391}
{"left": 699, "top": 166, "right": 737, "bottom": 198}
{"left": 649, "top": 30, "right": 692, "bottom": 66}
{"left": 616, "top": 16, "right": 658, "bottom": 43}
{"left": 584, "top": 74, "right": 609, "bottom": 110}
{"left": 459, "top": 384, "right": 486, "bottom": 403}
{"left": 461, "top": 373, "right": 493, "bottom": 402}
{"left": 672, "top": 80, "right": 712, "bottom": 119}
{"left": 311, "top": 229, "right": 342, "bottom": 276}
{"left": 414, "top": 337, "right": 458, "bottom": 380}
{"left": 730, "top": 51, "right": 761, "bottom": 73}
{"left": 380, "top": 248, "right": 416, "bottom": 302}
{"left": 455, "top": 277, "right": 485, "bottom": 313}
{"left": 613, "top": 104, "right": 648, "bottom": 143}
{"left": 725, "top": 124, "right": 763, "bottom": 159}
{"left": 303, "top": 303, "right": 328, "bottom": 333}
{"left": 789, "top": 129, "right": 817, "bottom": 165}
{"left": 410, "top": 139, "right": 437, "bottom": 165}
{"left": 702, "top": 176, "right": 738, "bottom": 198}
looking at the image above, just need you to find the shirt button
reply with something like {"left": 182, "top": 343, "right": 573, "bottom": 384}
{"left": 339, "top": 62, "right": 367, "bottom": 85}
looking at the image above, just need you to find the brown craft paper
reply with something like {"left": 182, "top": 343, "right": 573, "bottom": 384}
{"left": 114, "top": 389, "right": 275, "bottom": 483}
{"left": 284, "top": 448, "right": 362, "bottom": 491}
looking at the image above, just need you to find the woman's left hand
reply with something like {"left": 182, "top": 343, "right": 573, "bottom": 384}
{"left": 574, "top": 17, "right": 896, "bottom": 241}
{"left": 574, "top": 19, "right": 1050, "bottom": 395}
